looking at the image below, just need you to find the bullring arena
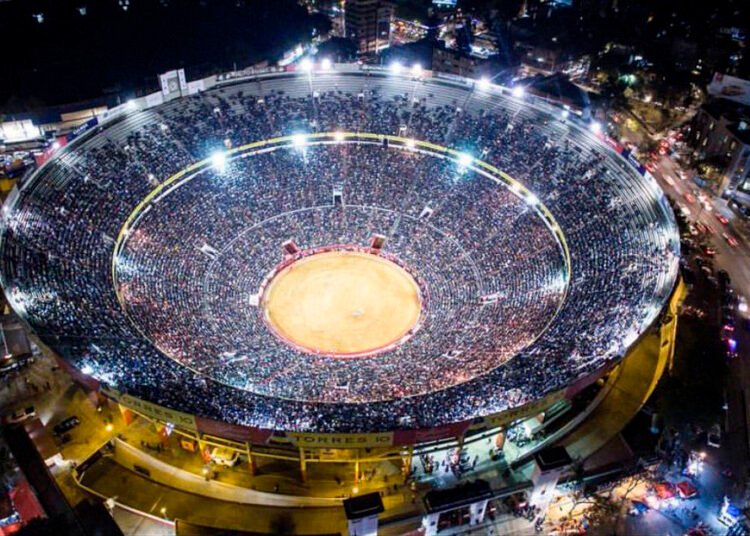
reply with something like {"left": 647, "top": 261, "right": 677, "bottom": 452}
{"left": 261, "top": 249, "right": 424, "bottom": 357}
{"left": 0, "top": 63, "right": 682, "bottom": 531}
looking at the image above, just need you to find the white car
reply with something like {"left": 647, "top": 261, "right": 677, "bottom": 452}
{"left": 210, "top": 447, "right": 240, "bottom": 467}
{"left": 737, "top": 295, "right": 748, "bottom": 315}
{"left": 707, "top": 424, "right": 722, "bottom": 448}
{"left": 5, "top": 406, "right": 36, "bottom": 424}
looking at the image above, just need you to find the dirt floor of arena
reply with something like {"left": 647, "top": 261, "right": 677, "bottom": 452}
{"left": 262, "top": 251, "right": 422, "bottom": 357}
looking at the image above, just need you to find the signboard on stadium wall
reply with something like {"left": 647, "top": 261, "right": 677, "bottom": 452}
{"left": 194, "top": 416, "right": 274, "bottom": 445}
{"left": 481, "top": 390, "right": 566, "bottom": 429}
{"left": 287, "top": 432, "right": 394, "bottom": 448}
{"left": 100, "top": 385, "right": 197, "bottom": 431}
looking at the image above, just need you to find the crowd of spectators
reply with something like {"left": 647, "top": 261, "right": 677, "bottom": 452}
{"left": 0, "top": 72, "right": 679, "bottom": 432}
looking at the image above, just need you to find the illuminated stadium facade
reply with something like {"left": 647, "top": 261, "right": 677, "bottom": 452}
{"left": 0, "top": 65, "right": 679, "bottom": 447}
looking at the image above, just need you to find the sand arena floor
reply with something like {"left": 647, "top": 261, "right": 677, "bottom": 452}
{"left": 261, "top": 251, "right": 423, "bottom": 357}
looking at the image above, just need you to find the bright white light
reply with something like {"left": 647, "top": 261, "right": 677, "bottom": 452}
{"left": 477, "top": 77, "right": 491, "bottom": 90}
{"left": 320, "top": 58, "right": 332, "bottom": 71}
{"left": 406, "top": 138, "right": 416, "bottom": 149}
{"left": 211, "top": 151, "right": 227, "bottom": 172}
{"left": 590, "top": 121, "right": 602, "bottom": 134}
{"left": 292, "top": 133, "right": 308, "bottom": 147}
{"left": 457, "top": 152, "right": 474, "bottom": 167}
{"left": 300, "top": 58, "right": 313, "bottom": 72}
{"left": 411, "top": 63, "right": 423, "bottom": 77}
{"left": 51, "top": 141, "right": 61, "bottom": 150}
{"left": 526, "top": 193, "right": 539, "bottom": 206}
{"left": 561, "top": 109, "right": 570, "bottom": 120}
{"left": 333, "top": 131, "right": 345, "bottom": 142}
{"left": 511, "top": 86, "right": 525, "bottom": 98}
{"left": 126, "top": 99, "right": 138, "bottom": 110}
{"left": 81, "top": 365, "right": 94, "bottom": 375}
{"left": 390, "top": 61, "right": 403, "bottom": 75}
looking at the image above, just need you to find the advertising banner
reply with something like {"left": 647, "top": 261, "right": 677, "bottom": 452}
{"left": 287, "top": 432, "right": 394, "bottom": 448}
{"left": 708, "top": 72, "right": 750, "bottom": 106}
{"left": 101, "top": 385, "right": 197, "bottom": 431}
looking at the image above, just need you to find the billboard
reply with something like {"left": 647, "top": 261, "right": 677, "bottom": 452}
{"left": 708, "top": 72, "right": 750, "bottom": 107}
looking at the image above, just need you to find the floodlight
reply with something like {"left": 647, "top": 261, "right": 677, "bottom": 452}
{"left": 477, "top": 77, "right": 491, "bottom": 90}
{"left": 390, "top": 61, "right": 403, "bottom": 74}
{"left": 321, "top": 58, "right": 332, "bottom": 71}
{"left": 300, "top": 58, "right": 313, "bottom": 72}
{"left": 561, "top": 109, "right": 570, "bottom": 120}
{"left": 211, "top": 151, "right": 227, "bottom": 172}
{"left": 511, "top": 85, "right": 525, "bottom": 98}
{"left": 292, "top": 133, "right": 308, "bottom": 147}
{"left": 457, "top": 152, "right": 474, "bottom": 167}
{"left": 411, "top": 63, "right": 422, "bottom": 77}
{"left": 126, "top": 99, "right": 138, "bottom": 110}
{"left": 590, "top": 121, "right": 602, "bottom": 134}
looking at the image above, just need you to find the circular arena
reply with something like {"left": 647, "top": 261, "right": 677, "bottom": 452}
{"left": 0, "top": 65, "right": 679, "bottom": 435}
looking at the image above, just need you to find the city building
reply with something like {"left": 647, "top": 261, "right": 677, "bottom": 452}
{"left": 344, "top": 0, "right": 393, "bottom": 54}
{"left": 432, "top": 45, "right": 517, "bottom": 80}
{"left": 687, "top": 98, "right": 750, "bottom": 200}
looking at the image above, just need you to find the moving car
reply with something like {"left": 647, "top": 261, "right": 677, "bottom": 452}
{"left": 723, "top": 233, "right": 739, "bottom": 247}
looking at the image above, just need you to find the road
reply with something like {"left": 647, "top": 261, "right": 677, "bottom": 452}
{"left": 649, "top": 152, "right": 750, "bottom": 487}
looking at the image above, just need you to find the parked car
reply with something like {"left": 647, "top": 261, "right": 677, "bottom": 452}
{"left": 4, "top": 406, "right": 36, "bottom": 424}
{"left": 53, "top": 416, "right": 80, "bottom": 436}
{"left": 707, "top": 424, "right": 722, "bottom": 448}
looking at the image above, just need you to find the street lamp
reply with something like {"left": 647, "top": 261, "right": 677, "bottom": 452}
{"left": 299, "top": 57, "right": 313, "bottom": 72}
{"left": 320, "top": 58, "right": 332, "bottom": 71}
{"left": 411, "top": 63, "right": 422, "bottom": 77}
{"left": 389, "top": 61, "right": 403, "bottom": 75}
